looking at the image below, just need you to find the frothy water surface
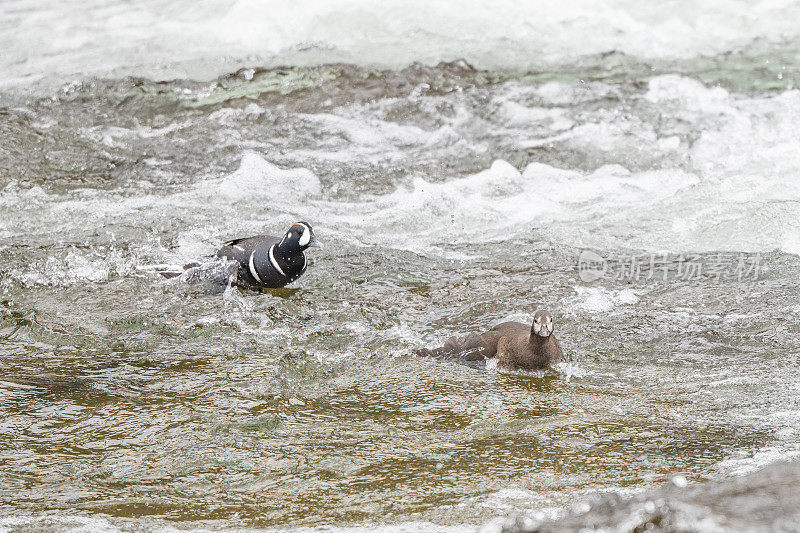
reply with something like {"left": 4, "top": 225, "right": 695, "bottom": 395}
{"left": 4, "top": 0, "right": 800, "bottom": 88}
{"left": 3, "top": 3, "right": 800, "bottom": 532}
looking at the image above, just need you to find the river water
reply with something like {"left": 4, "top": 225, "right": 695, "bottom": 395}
{"left": 2, "top": 1, "right": 800, "bottom": 532}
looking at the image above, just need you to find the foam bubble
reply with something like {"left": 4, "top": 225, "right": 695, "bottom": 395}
{"left": 8, "top": 249, "right": 135, "bottom": 288}
{"left": 646, "top": 75, "right": 732, "bottom": 114}
{"left": 572, "top": 287, "right": 640, "bottom": 313}
{"left": 213, "top": 151, "right": 321, "bottom": 202}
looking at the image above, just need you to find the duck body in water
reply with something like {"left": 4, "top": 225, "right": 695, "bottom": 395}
{"left": 161, "top": 221, "right": 320, "bottom": 289}
{"left": 416, "top": 310, "right": 563, "bottom": 370}
{"left": 215, "top": 221, "right": 320, "bottom": 289}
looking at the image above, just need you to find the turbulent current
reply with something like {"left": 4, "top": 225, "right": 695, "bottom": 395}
{"left": 2, "top": 1, "right": 800, "bottom": 532}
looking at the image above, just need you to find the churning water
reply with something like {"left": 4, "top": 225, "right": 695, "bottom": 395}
{"left": 2, "top": 1, "right": 800, "bottom": 531}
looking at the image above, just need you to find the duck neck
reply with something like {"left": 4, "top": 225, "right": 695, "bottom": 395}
{"left": 528, "top": 331, "right": 553, "bottom": 351}
{"left": 527, "top": 331, "right": 560, "bottom": 368}
{"left": 272, "top": 244, "right": 306, "bottom": 277}
{"left": 275, "top": 241, "right": 303, "bottom": 261}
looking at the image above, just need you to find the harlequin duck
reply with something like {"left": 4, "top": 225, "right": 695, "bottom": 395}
{"left": 215, "top": 221, "right": 320, "bottom": 289}
{"left": 416, "top": 310, "right": 563, "bottom": 370}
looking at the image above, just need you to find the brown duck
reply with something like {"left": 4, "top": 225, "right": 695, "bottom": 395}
{"left": 416, "top": 310, "right": 563, "bottom": 370}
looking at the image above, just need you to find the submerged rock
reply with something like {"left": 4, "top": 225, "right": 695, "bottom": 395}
{"left": 504, "top": 460, "right": 800, "bottom": 533}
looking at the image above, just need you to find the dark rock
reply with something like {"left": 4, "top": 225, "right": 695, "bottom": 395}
{"left": 503, "top": 461, "right": 800, "bottom": 533}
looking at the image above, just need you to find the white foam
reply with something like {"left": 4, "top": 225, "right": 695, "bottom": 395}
{"left": 299, "top": 111, "right": 444, "bottom": 148}
{"left": 3, "top": 0, "right": 800, "bottom": 88}
{"left": 497, "top": 100, "right": 575, "bottom": 131}
{"left": 258, "top": 522, "right": 478, "bottom": 533}
{"left": 8, "top": 249, "right": 134, "bottom": 288}
{"left": 571, "top": 287, "right": 640, "bottom": 313}
{"left": 318, "top": 159, "right": 541, "bottom": 253}
{"left": 5, "top": 74, "right": 800, "bottom": 290}
{"left": 0, "top": 515, "right": 121, "bottom": 532}
{"left": 646, "top": 75, "right": 732, "bottom": 114}
{"left": 0, "top": 516, "right": 478, "bottom": 533}
{"left": 320, "top": 158, "right": 703, "bottom": 254}
{"left": 212, "top": 151, "right": 321, "bottom": 202}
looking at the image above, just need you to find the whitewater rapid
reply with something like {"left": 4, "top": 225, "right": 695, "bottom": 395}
{"left": 3, "top": 73, "right": 799, "bottom": 292}
{"left": 3, "top": 0, "right": 800, "bottom": 88}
